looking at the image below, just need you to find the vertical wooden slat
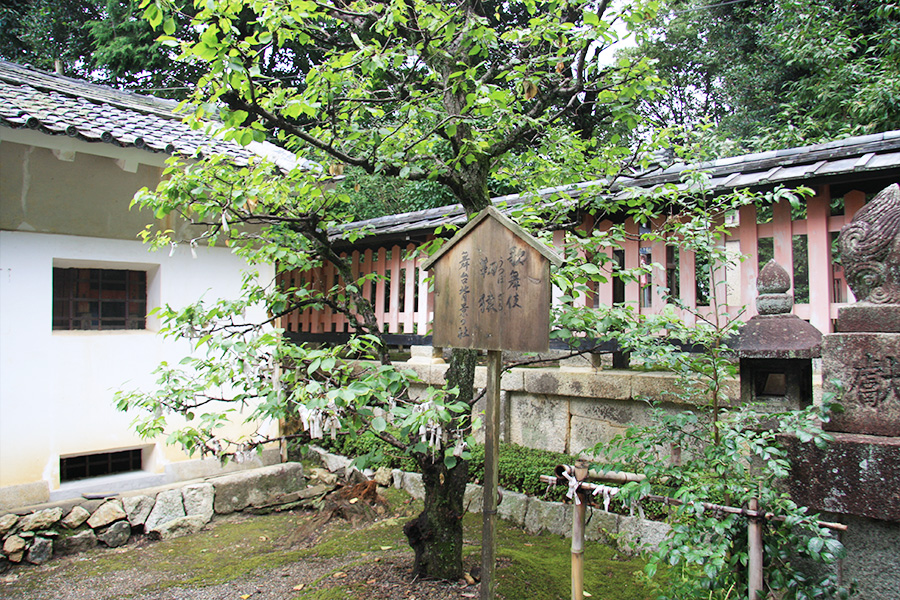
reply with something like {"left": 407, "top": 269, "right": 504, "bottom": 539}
{"left": 807, "top": 186, "right": 834, "bottom": 333}
{"left": 310, "top": 266, "right": 322, "bottom": 332}
{"left": 403, "top": 243, "right": 416, "bottom": 334}
{"left": 350, "top": 250, "right": 361, "bottom": 330}
{"left": 322, "top": 262, "right": 335, "bottom": 333}
{"left": 289, "top": 271, "right": 300, "bottom": 333}
{"left": 576, "top": 214, "right": 595, "bottom": 308}
{"left": 842, "top": 191, "right": 866, "bottom": 303}
{"left": 650, "top": 216, "right": 667, "bottom": 314}
{"left": 334, "top": 253, "right": 347, "bottom": 332}
{"left": 624, "top": 217, "right": 640, "bottom": 308}
{"left": 375, "top": 247, "right": 387, "bottom": 331}
{"left": 389, "top": 245, "right": 402, "bottom": 333}
{"left": 772, "top": 199, "right": 794, "bottom": 295}
{"left": 843, "top": 190, "right": 866, "bottom": 221}
{"left": 679, "top": 246, "right": 697, "bottom": 326}
{"left": 710, "top": 214, "right": 730, "bottom": 321}
{"left": 417, "top": 256, "right": 431, "bottom": 335}
{"left": 553, "top": 229, "right": 567, "bottom": 307}
{"left": 596, "top": 219, "right": 615, "bottom": 308}
{"left": 362, "top": 248, "right": 374, "bottom": 312}
{"left": 739, "top": 204, "right": 759, "bottom": 317}
{"left": 298, "top": 271, "right": 310, "bottom": 333}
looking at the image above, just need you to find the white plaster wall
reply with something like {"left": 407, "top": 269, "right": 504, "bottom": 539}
{"left": 0, "top": 230, "right": 276, "bottom": 491}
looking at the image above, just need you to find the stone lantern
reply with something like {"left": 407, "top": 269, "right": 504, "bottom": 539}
{"left": 731, "top": 260, "right": 823, "bottom": 409}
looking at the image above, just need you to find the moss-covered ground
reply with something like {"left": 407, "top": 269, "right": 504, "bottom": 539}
{"left": 0, "top": 487, "right": 658, "bottom": 600}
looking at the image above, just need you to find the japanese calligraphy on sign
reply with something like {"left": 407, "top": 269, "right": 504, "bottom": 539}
{"left": 422, "top": 206, "right": 563, "bottom": 352}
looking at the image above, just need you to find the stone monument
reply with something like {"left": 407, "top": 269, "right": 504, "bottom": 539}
{"left": 825, "top": 182, "right": 900, "bottom": 437}
{"left": 785, "top": 184, "right": 900, "bottom": 599}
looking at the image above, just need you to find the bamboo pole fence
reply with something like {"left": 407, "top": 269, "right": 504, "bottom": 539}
{"left": 541, "top": 465, "right": 848, "bottom": 600}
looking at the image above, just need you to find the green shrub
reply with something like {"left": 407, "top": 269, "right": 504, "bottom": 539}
{"left": 312, "top": 433, "right": 576, "bottom": 501}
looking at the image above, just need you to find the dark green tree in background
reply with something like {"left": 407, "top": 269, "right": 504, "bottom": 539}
{"left": 630, "top": 0, "right": 900, "bottom": 153}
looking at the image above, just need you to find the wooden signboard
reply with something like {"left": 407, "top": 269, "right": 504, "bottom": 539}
{"left": 422, "top": 206, "right": 562, "bottom": 600}
{"left": 422, "top": 206, "right": 562, "bottom": 352}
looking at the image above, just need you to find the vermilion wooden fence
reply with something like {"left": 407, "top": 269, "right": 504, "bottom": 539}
{"left": 280, "top": 184, "right": 867, "bottom": 338}
{"left": 280, "top": 242, "right": 432, "bottom": 336}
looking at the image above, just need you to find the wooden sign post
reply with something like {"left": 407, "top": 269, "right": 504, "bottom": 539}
{"left": 422, "top": 206, "right": 562, "bottom": 600}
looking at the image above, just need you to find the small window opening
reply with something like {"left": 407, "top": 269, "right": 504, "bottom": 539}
{"left": 60, "top": 449, "right": 144, "bottom": 482}
{"left": 53, "top": 267, "right": 147, "bottom": 330}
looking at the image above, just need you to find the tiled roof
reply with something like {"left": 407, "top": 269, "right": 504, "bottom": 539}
{"left": 334, "top": 130, "right": 900, "bottom": 243}
{"left": 0, "top": 60, "right": 309, "bottom": 171}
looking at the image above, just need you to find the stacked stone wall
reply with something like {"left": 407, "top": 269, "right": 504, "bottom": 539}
{"left": 0, "top": 463, "right": 304, "bottom": 572}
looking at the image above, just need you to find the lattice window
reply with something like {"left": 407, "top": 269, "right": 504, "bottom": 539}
{"left": 52, "top": 268, "right": 147, "bottom": 330}
{"left": 59, "top": 449, "right": 144, "bottom": 482}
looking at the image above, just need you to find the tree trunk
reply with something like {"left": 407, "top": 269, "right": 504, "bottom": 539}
{"left": 404, "top": 347, "right": 478, "bottom": 580}
{"left": 404, "top": 455, "right": 470, "bottom": 580}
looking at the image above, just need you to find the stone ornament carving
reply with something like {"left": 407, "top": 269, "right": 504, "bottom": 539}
{"left": 838, "top": 183, "right": 900, "bottom": 304}
{"left": 756, "top": 260, "right": 793, "bottom": 315}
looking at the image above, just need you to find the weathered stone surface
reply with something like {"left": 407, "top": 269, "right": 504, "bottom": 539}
{"left": 0, "top": 481, "right": 50, "bottom": 511}
{"left": 55, "top": 529, "right": 96, "bottom": 555}
{"left": 569, "top": 416, "right": 628, "bottom": 456}
{"left": 523, "top": 370, "right": 632, "bottom": 401}
{"left": 837, "top": 304, "right": 900, "bottom": 333}
{"left": 122, "top": 495, "right": 155, "bottom": 527}
{"left": 401, "top": 472, "right": 425, "bottom": 500}
{"left": 496, "top": 489, "right": 528, "bottom": 527}
{"left": 211, "top": 462, "right": 305, "bottom": 514}
{"left": 569, "top": 397, "right": 647, "bottom": 455}
{"left": 182, "top": 483, "right": 214, "bottom": 523}
{"left": 374, "top": 467, "right": 392, "bottom": 487}
{"left": 391, "top": 469, "right": 404, "bottom": 490}
{"left": 822, "top": 333, "right": 900, "bottom": 437}
{"left": 346, "top": 467, "right": 367, "bottom": 485}
{"left": 757, "top": 260, "right": 792, "bottom": 295}
{"left": 26, "top": 537, "right": 53, "bottom": 564}
{"left": 523, "top": 498, "right": 571, "bottom": 536}
{"left": 97, "top": 521, "right": 131, "bottom": 548}
{"left": 144, "top": 489, "right": 186, "bottom": 533}
{"left": 308, "top": 467, "right": 338, "bottom": 486}
{"left": 508, "top": 393, "right": 569, "bottom": 453}
{"left": 838, "top": 183, "right": 900, "bottom": 305}
{"left": 837, "top": 513, "right": 900, "bottom": 600}
{"left": 154, "top": 515, "right": 207, "bottom": 540}
{"left": 19, "top": 507, "right": 63, "bottom": 532}
{"left": 783, "top": 432, "right": 900, "bottom": 521}
{"left": 61, "top": 506, "right": 91, "bottom": 529}
{"left": 313, "top": 449, "right": 351, "bottom": 473}
{"left": 732, "top": 314, "right": 822, "bottom": 359}
{"left": 463, "top": 484, "right": 483, "bottom": 513}
{"left": 617, "top": 516, "right": 670, "bottom": 554}
{"left": 3, "top": 535, "right": 26, "bottom": 560}
{"left": 0, "top": 513, "right": 19, "bottom": 536}
{"left": 87, "top": 500, "right": 126, "bottom": 529}
{"left": 630, "top": 371, "right": 694, "bottom": 404}
{"left": 584, "top": 508, "right": 619, "bottom": 543}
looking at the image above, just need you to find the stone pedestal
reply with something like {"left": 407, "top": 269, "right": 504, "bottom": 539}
{"left": 784, "top": 432, "right": 900, "bottom": 521}
{"left": 822, "top": 332, "right": 900, "bottom": 437}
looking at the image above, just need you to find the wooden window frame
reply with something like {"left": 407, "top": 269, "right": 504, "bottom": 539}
{"left": 52, "top": 267, "right": 147, "bottom": 331}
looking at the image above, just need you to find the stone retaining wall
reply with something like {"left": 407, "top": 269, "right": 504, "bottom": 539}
{"left": 402, "top": 355, "right": 740, "bottom": 455}
{"left": 1, "top": 450, "right": 673, "bottom": 574}
{"left": 0, "top": 463, "right": 304, "bottom": 571}
{"left": 389, "top": 467, "right": 670, "bottom": 555}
